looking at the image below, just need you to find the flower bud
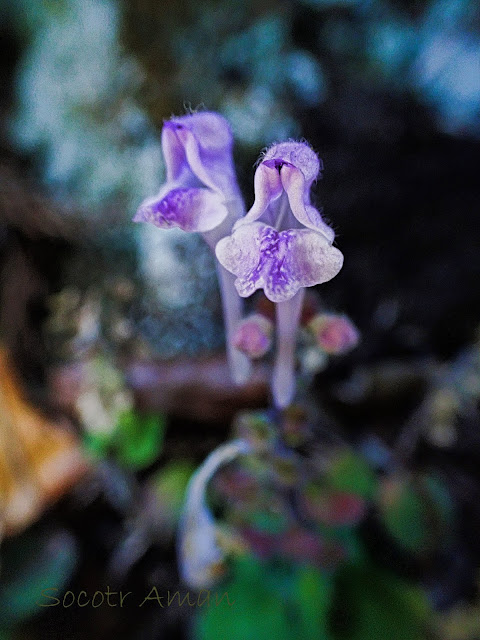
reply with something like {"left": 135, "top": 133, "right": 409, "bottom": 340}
{"left": 308, "top": 313, "right": 359, "bottom": 355}
{"left": 232, "top": 314, "right": 273, "bottom": 359}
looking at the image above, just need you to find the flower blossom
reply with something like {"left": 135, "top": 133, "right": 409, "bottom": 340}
{"left": 216, "top": 142, "right": 344, "bottom": 408}
{"left": 133, "top": 112, "right": 250, "bottom": 384}
{"left": 134, "top": 112, "right": 243, "bottom": 237}
{"left": 215, "top": 141, "right": 343, "bottom": 304}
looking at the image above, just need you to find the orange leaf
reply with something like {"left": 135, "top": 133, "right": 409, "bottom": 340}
{"left": 0, "top": 347, "right": 88, "bottom": 535}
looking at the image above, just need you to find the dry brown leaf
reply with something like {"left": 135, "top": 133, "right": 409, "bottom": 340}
{"left": 0, "top": 346, "right": 89, "bottom": 536}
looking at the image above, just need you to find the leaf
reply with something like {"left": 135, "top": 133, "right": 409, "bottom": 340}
{"left": 332, "top": 563, "right": 431, "bottom": 640}
{"left": 196, "top": 555, "right": 335, "bottom": 640}
{"left": 325, "top": 450, "right": 377, "bottom": 501}
{"left": 0, "top": 527, "right": 78, "bottom": 626}
{"left": 379, "top": 473, "right": 454, "bottom": 555}
{"left": 0, "top": 346, "right": 88, "bottom": 535}
{"left": 196, "top": 555, "right": 293, "bottom": 640}
{"left": 295, "top": 565, "right": 334, "bottom": 640}
{"left": 152, "top": 460, "right": 196, "bottom": 524}
{"left": 83, "top": 430, "right": 112, "bottom": 458}
{"left": 113, "top": 409, "right": 166, "bottom": 470}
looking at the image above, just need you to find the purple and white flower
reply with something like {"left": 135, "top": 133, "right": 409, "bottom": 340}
{"left": 133, "top": 112, "right": 250, "bottom": 384}
{"left": 216, "top": 141, "right": 344, "bottom": 408}
{"left": 134, "top": 111, "right": 244, "bottom": 238}
{"left": 215, "top": 141, "right": 343, "bottom": 304}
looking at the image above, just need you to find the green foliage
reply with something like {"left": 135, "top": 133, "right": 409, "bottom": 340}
{"left": 195, "top": 555, "right": 333, "bottom": 640}
{"left": 195, "top": 554, "right": 431, "bottom": 640}
{"left": 379, "top": 473, "right": 454, "bottom": 555}
{"left": 295, "top": 565, "right": 334, "bottom": 640}
{"left": 152, "top": 459, "right": 196, "bottom": 523}
{"left": 114, "top": 409, "right": 166, "bottom": 470}
{"left": 85, "top": 409, "right": 166, "bottom": 471}
{"left": 332, "top": 563, "right": 430, "bottom": 640}
{"left": 325, "top": 450, "right": 377, "bottom": 501}
{"left": 0, "top": 528, "right": 77, "bottom": 627}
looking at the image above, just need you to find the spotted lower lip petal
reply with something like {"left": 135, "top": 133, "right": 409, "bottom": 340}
{"left": 139, "top": 112, "right": 240, "bottom": 232}
{"left": 134, "top": 187, "right": 229, "bottom": 232}
{"left": 216, "top": 222, "right": 344, "bottom": 303}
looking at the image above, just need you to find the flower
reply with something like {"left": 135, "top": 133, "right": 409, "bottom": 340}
{"left": 308, "top": 313, "right": 359, "bottom": 355}
{"left": 215, "top": 141, "right": 344, "bottom": 408}
{"left": 134, "top": 111, "right": 242, "bottom": 238}
{"left": 232, "top": 314, "right": 273, "bottom": 359}
{"left": 133, "top": 111, "right": 250, "bottom": 384}
{"left": 215, "top": 141, "right": 343, "bottom": 304}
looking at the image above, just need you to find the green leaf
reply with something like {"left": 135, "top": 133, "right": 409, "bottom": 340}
{"left": 114, "top": 409, "right": 166, "bottom": 470}
{"left": 83, "top": 430, "right": 111, "bottom": 458}
{"left": 326, "top": 450, "right": 377, "bottom": 501}
{"left": 0, "top": 528, "right": 78, "bottom": 626}
{"left": 152, "top": 460, "right": 196, "bottom": 523}
{"left": 332, "top": 563, "right": 430, "bottom": 640}
{"left": 196, "top": 556, "right": 293, "bottom": 640}
{"left": 295, "top": 565, "right": 334, "bottom": 640}
{"left": 379, "top": 473, "right": 454, "bottom": 555}
{"left": 196, "top": 556, "right": 335, "bottom": 640}
{"left": 381, "top": 478, "right": 426, "bottom": 552}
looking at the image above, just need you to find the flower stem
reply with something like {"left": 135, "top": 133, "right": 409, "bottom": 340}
{"left": 272, "top": 289, "right": 305, "bottom": 408}
{"left": 216, "top": 263, "right": 252, "bottom": 385}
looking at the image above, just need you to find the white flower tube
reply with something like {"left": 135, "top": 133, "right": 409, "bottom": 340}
{"left": 177, "top": 439, "right": 251, "bottom": 589}
{"left": 272, "top": 289, "right": 305, "bottom": 408}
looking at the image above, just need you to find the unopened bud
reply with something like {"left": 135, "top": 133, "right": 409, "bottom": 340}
{"left": 308, "top": 313, "right": 359, "bottom": 355}
{"left": 233, "top": 314, "right": 273, "bottom": 359}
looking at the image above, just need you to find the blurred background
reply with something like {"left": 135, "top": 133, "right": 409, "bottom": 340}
{"left": 0, "top": 0, "right": 480, "bottom": 638}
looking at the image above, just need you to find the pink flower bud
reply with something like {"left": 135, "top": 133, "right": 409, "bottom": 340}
{"left": 232, "top": 314, "right": 273, "bottom": 359}
{"left": 308, "top": 313, "right": 359, "bottom": 355}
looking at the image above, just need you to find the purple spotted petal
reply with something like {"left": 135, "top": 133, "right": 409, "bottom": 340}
{"left": 215, "top": 222, "right": 344, "bottom": 303}
{"left": 136, "top": 112, "right": 242, "bottom": 235}
{"left": 134, "top": 187, "right": 229, "bottom": 232}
